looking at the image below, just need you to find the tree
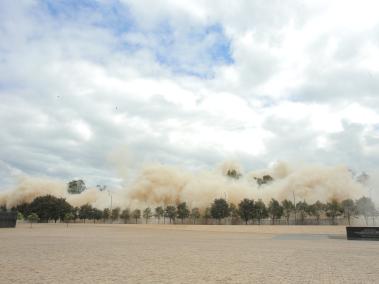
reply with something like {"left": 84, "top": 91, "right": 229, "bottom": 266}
{"left": 326, "top": 199, "right": 342, "bottom": 225}
{"left": 111, "top": 207, "right": 121, "bottom": 223}
{"left": 28, "top": 213, "right": 39, "bottom": 228}
{"left": 308, "top": 201, "right": 325, "bottom": 224}
{"left": 64, "top": 212, "right": 74, "bottom": 227}
{"left": 203, "top": 207, "right": 211, "bottom": 224}
{"left": 15, "top": 203, "right": 30, "bottom": 217}
{"left": 132, "top": 209, "right": 141, "bottom": 224}
{"left": 254, "top": 199, "right": 268, "bottom": 224}
{"left": 226, "top": 169, "right": 241, "bottom": 179}
{"left": 17, "top": 212, "right": 24, "bottom": 221}
{"left": 72, "top": 207, "right": 80, "bottom": 223}
{"left": 154, "top": 206, "right": 164, "bottom": 224}
{"left": 67, "top": 180, "right": 86, "bottom": 194}
{"left": 143, "top": 207, "right": 152, "bottom": 224}
{"left": 341, "top": 199, "right": 357, "bottom": 226}
{"left": 28, "top": 195, "right": 72, "bottom": 223}
{"left": 165, "top": 206, "right": 177, "bottom": 224}
{"left": 103, "top": 208, "right": 111, "bottom": 223}
{"left": 229, "top": 203, "right": 239, "bottom": 224}
{"left": 92, "top": 208, "right": 103, "bottom": 223}
{"left": 79, "top": 204, "right": 93, "bottom": 223}
{"left": 190, "top": 208, "right": 201, "bottom": 224}
{"left": 238, "top": 199, "right": 255, "bottom": 225}
{"left": 268, "top": 199, "right": 283, "bottom": 225}
{"left": 281, "top": 199, "right": 294, "bottom": 225}
{"left": 356, "top": 197, "right": 376, "bottom": 225}
{"left": 120, "top": 209, "right": 130, "bottom": 224}
{"left": 177, "top": 202, "right": 190, "bottom": 224}
{"left": 296, "top": 201, "right": 309, "bottom": 225}
{"left": 211, "top": 198, "right": 230, "bottom": 224}
{"left": 254, "top": 175, "right": 274, "bottom": 186}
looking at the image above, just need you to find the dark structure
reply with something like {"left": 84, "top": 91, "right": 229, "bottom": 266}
{"left": 346, "top": 226, "right": 379, "bottom": 241}
{"left": 0, "top": 211, "right": 17, "bottom": 228}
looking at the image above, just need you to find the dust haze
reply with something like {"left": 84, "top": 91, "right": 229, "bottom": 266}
{"left": 0, "top": 160, "right": 370, "bottom": 210}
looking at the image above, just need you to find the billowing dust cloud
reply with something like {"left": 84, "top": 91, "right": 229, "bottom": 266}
{"left": 0, "top": 161, "right": 368, "bottom": 209}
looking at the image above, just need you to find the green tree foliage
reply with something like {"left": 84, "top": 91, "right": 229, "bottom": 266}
{"left": 177, "top": 202, "right": 190, "bottom": 223}
{"left": 211, "top": 198, "right": 230, "bottom": 224}
{"left": 27, "top": 213, "right": 39, "bottom": 228}
{"left": 341, "top": 199, "right": 357, "bottom": 226}
{"left": 64, "top": 212, "right": 74, "bottom": 227}
{"left": 308, "top": 201, "right": 325, "bottom": 224}
{"left": 72, "top": 207, "right": 79, "bottom": 222}
{"left": 111, "top": 207, "right": 121, "bottom": 223}
{"left": 132, "top": 209, "right": 141, "bottom": 224}
{"left": 296, "top": 201, "right": 309, "bottom": 225}
{"left": 29, "top": 195, "right": 73, "bottom": 223}
{"left": 190, "top": 208, "right": 201, "bottom": 224}
{"left": 17, "top": 212, "right": 24, "bottom": 221}
{"left": 79, "top": 204, "right": 93, "bottom": 223}
{"left": 203, "top": 207, "right": 211, "bottom": 224}
{"left": 165, "top": 206, "right": 177, "bottom": 224}
{"left": 92, "top": 208, "right": 103, "bottom": 223}
{"left": 229, "top": 203, "right": 239, "bottom": 224}
{"left": 254, "top": 175, "right": 274, "bottom": 186}
{"left": 154, "top": 206, "right": 164, "bottom": 224}
{"left": 268, "top": 199, "right": 283, "bottom": 224}
{"left": 356, "top": 197, "right": 376, "bottom": 225}
{"left": 143, "top": 207, "right": 152, "bottom": 224}
{"left": 226, "top": 169, "right": 242, "bottom": 179}
{"left": 14, "top": 203, "right": 30, "bottom": 217}
{"left": 103, "top": 208, "right": 111, "bottom": 223}
{"left": 238, "top": 199, "right": 255, "bottom": 225}
{"left": 67, "top": 180, "right": 86, "bottom": 194}
{"left": 254, "top": 199, "right": 268, "bottom": 224}
{"left": 281, "top": 199, "right": 294, "bottom": 225}
{"left": 326, "top": 199, "right": 343, "bottom": 225}
{"left": 120, "top": 209, "right": 130, "bottom": 224}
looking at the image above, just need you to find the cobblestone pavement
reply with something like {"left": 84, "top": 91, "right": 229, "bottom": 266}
{"left": 1, "top": 224, "right": 378, "bottom": 283}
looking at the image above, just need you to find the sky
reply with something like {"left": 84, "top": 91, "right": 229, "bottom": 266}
{"left": 1, "top": 0, "right": 379, "bottom": 189}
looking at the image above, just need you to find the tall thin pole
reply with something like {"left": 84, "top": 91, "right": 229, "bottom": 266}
{"left": 293, "top": 191, "right": 296, "bottom": 225}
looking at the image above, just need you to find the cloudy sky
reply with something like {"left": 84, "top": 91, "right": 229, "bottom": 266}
{"left": 1, "top": 0, "right": 379, "bottom": 189}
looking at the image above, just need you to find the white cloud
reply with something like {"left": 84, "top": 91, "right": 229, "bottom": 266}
{"left": 1, "top": 1, "right": 379, "bottom": 189}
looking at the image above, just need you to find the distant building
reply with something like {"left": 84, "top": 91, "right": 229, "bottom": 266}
{"left": 67, "top": 180, "right": 86, "bottom": 194}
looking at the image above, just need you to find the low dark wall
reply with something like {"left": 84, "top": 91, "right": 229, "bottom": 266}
{"left": 346, "top": 226, "right": 379, "bottom": 241}
{"left": 0, "top": 212, "right": 17, "bottom": 228}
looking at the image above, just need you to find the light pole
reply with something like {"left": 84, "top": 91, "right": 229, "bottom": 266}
{"left": 107, "top": 190, "right": 112, "bottom": 223}
{"left": 293, "top": 191, "right": 296, "bottom": 225}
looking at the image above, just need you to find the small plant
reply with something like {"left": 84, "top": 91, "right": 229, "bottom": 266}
{"left": 17, "top": 212, "right": 24, "bottom": 221}
{"left": 64, "top": 212, "right": 75, "bottom": 227}
{"left": 27, "top": 213, "right": 39, "bottom": 228}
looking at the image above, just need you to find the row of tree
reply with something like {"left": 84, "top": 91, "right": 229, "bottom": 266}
{"left": 9, "top": 194, "right": 378, "bottom": 226}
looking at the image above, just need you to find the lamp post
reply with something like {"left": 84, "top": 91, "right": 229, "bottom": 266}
{"left": 293, "top": 191, "right": 296, "bottom": 225}
{"left": 108, "top": 190, "right": 113, "bottom": 222}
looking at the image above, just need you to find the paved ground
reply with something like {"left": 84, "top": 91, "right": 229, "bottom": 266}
{"left": 0, "top": 224, "right": 378, "bottom": 283}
